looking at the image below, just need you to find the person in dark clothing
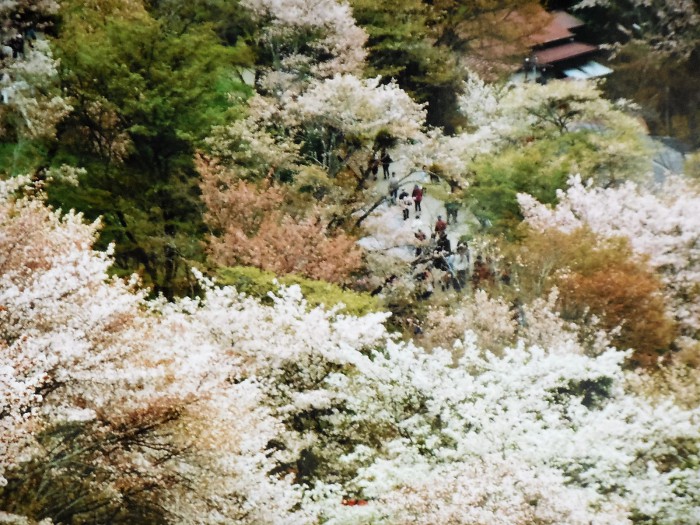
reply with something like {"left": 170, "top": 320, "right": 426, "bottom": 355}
{"left": 432, "top": 250, "right": 448, "bottom": 272}
{"left": 500, "top": 264, "right": 512, "bottom": 286}
{"left": 436, "top": 231, "right": 451, "bottom": 255}
{"left": 415, "top": 269, "right": 433, "bottom": 300}
{"left": 368, "top": 153, "right": 380, "bottom": 180}
{"left": 381, "top": 149, "right": 392, "bottom": 179}
{"left": 432, "top": 232, "right": 452, "bottom": 275}
{"left": 9, "top": 34, "right": 24, "bottom": 59}
{"left": 445, "top": 201, "right": 459, "bottom": 224}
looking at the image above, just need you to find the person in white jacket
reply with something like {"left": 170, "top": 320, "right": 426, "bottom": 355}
{"left": 399, "top": 189, "right": 413, "bottom": 220}
{"left": 450, "top": 242, "right": 470, "bottom": 291}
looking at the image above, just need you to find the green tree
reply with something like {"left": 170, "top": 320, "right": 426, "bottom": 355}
{"left": 48, "top": 4, "right": 251, "bottom": 297}
{"left": 349, "top": 0, "right": 465, "bottom": 130}
{"left": 466, "top": 136, "right": 574, "bottom": 234}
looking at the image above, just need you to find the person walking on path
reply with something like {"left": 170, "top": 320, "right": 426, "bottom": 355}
{"left": 368, "top": 153, "right": 380, "bottom": 180}
{"left": 389, "top": 173, "right": 399, "bottom": 204}
{"left": 412, "top": 184, "right": 423, "bottom": 214}
{"left": 452, "top": 243, "right": 470, "bottom": 291}
{"left": 436, "top": 230, "right": 451, "bottom": 255}
{"left": 381, "top": 149, "right": 392, "bottom": 179}
{"left": 432, "top": 231, "right": 452, "bottom": 275}
{"left": 472, "top": 255, "right": 494, "bottom": 290}
{"left": 434, "top": 215, "right": 447, "bottom": 235}
{"left": 445, "top": 199, "right": 460, "bottom": 225}
{"left": 399, "top": 189, "right": 412, "bottom": 220}
{"left": 414, "top": 229, "right": 428, "bottom": 257}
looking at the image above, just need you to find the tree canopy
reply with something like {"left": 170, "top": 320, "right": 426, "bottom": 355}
{"left": 1, "top": 0, "right": 699, "bottom": 523}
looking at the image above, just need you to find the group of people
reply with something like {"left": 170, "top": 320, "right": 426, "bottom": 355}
{"left": 369, "top": 149, "right": 393, "bottom": 180}
{"left": 410, "top": 216, "right": 507, "bottom": 299}
{"left": 396, "top": 184, "right": 424, "bottom": 220}
{"left": 371, "top": 151, "right": 518, "bottom": 336}
{"left": 376, "top": 151, "right": 503, "bottom": 297}
{"left": 389, "top": 174, "right": 424, "bottom": 221}
{"left": 1, "top": 23, "right": 38, "bottom": 63}
{"left": 412, "top": 224, "right": 467, "bottom": 298}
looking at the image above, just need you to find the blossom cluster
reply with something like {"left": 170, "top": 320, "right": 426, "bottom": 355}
{"left": 3, "top": 184, "right": 699, "bottom": 523}
{"left": 242, "top": 0, "right": 367, "bottom": 83}
{"left": 1, "top": 40, "right": 72, "bottom": 140}
{"left": 519, "top": 175, "right": 700, "bottom": 340}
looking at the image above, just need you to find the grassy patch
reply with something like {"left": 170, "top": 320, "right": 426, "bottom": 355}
{"left": 217, "top": 266, "right": 381, "bottom": 316}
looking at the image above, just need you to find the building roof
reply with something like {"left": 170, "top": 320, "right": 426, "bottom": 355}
{"left": 551, "top": 11, "right": 584, "bottom": 30}
{"left": 533, "top": 42, "right": 598, "bottom": 64}
{"left": 528, "top": 23, "right": 573, "bottom": 45}
{"left": 527, "top": 10, "right": 585, "bottom": 45}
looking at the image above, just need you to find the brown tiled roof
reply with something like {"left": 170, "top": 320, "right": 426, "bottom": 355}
{"left": 551, "top": 11, "right": 585, "bottom": 30}
{"left": 528, "top": 23, "right": 573, "bottom": 45}
{"left": 533, "top": 42, "right": 598, "bottom": 64}
{"left": 552, "top": 11, "right": 584, "bottom": 29}
{"left": 526, "top": 9, "right": 585, "bottom": 45}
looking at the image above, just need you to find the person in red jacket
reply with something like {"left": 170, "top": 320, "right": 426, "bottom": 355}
{"left": 412, "top": 184, "right": 423, "bottom": 213}
{"left": 434, "top": 215, "right": 447, "bottom": 234}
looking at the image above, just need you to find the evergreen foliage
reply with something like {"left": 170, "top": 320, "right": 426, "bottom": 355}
{"left": 46, "top": 2, "right": 251, "bottom": 297}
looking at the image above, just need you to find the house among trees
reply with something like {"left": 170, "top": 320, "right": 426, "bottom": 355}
{"left": 513, "top": 8, "right": 613, "bottom": 83}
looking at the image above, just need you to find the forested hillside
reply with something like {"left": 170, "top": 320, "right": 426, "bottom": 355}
{"left": 1, "top": 0, "right": 699, "bottom": 523}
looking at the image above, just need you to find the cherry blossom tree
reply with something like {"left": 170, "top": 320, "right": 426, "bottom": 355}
{"left": 2, "top": 181, "right": 700, "bottom": 524}
{"left": 518, "top": 176, "right": 700, "bottom": 343}
{"left": 0, "top": 0, "right": 70, "bottom": 147}
{"left": 0, "top": 178, "right": 305, "bottom": 523}
{"left": 205, "top": 111, "right": 301, "bottom": 180}
{"left": 1, "top": 40, "right": 72, "bottom": 142}
{"left": 199, "top": 158, "right": 363, "bottom": 283}
{"left": 457, "top": 77, "right": 651, "bottom": 186}
{"left": 388, "top": 75, "right": 653, "bottom": 197}
{"left": 266, "top": 324, "right": 700, "bottom": 524}
{"left": 208, "top": 73, "right": 426, "bottom": 180}
{"left": 393, "top": 126, "right": 495, "bottom": 182}
{"left": 242, "top": 0, "right": 367, "bottom": 89}
{"left": 459, "top": 76, "right": 644, "bottom": 138}
{"left": 282, "top": 74, "right": 426, "bottom": 177}
{"left": 0, "top": 1, "right": 694, "bottom": 520}
{"left": 205, "top": 73, "right": 429, "bottom": 239}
